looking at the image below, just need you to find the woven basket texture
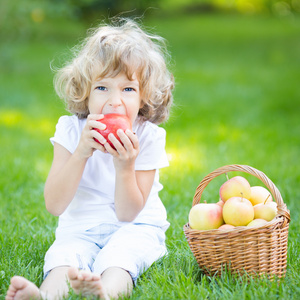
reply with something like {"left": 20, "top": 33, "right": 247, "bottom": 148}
{"left": 183, "top": 164, "right": 290, "bottom": 278}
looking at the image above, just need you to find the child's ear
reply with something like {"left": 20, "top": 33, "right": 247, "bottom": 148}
{"left": 139, "top": 100, "right": 145, "bottom": 109}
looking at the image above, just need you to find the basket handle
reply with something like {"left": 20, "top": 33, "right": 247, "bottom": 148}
{"left": 193, "top": 164, "right": 290, "bottom": 221}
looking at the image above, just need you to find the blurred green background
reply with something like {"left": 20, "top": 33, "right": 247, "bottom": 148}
{"left": 1, "top": 0, "right": 300, "bottom": 40}
{"left": 1, "top": 0, "right": 300, "bottom": 299}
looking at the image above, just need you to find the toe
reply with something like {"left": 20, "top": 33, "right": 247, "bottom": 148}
{"left": 91, "top": 273, "right": 101, "bottom": 281}
{"left": 80, "top": 270, "right": 94, "bottom": 281}
{"left": 10, "top": 276, "right": 28, "bottom": 290}
{"left": 68, "top": 267, "right": 79, "bottom": 280}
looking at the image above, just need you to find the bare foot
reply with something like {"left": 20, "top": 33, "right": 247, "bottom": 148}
{"left": 68, "top": 267, "right": 109, "bottom": 300}
{"left": 5, "top": 276, "right": 42, "bottom": 300}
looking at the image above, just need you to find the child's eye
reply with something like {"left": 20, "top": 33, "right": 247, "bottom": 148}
{"left": 124, "top": 87, "right": 134, "bottom": 92}
{"left": 96, "top": 86, "right": 107, "bottom": 91}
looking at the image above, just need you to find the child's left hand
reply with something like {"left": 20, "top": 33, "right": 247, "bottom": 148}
{"left": 103, "top": 129, "right": 139, "bottom": 170}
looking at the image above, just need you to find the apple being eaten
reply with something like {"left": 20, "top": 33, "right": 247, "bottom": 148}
{"left": 219, "top": 176, "right": 251, "bottom": 202}
{"left": 94, "top": 114, "right": 132, "bottom": 150}
{"left": 189, "top": 203, "right": 224, "bottom": 230}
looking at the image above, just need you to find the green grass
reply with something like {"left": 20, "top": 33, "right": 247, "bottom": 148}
{"left": 1, "top": 13, "right": 300, "bottom": 299}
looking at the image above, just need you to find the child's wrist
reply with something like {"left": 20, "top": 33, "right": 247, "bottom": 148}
{"left": 73, "top": 148, "right": 90, "bottom": 162}
{"left": 114, "top": 163, "right": 135, "bottom": 175}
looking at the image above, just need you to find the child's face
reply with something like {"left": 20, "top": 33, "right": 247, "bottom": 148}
{"left": 88, "top": 72, "right": 142, "bottom": 124}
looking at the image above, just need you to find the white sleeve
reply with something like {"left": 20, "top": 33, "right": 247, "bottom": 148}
{"left": 135, "top": 122, "right": 169, "bottom": 171}
{"left": 50, "top": 116, "right": 80, "bottom": 153}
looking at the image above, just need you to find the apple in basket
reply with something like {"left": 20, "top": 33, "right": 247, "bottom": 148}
{"left": 94, "top": 114, "right": 132, "bottom": 150}
{"left": 247, "top": 218, "right": 268, "bottom": 227}
{"left": 216, "top": 199, "right": 225, "bottom": 207}
{"left": 218, "top": 224, "right": 235, "bottom": 230}
{"left": 249, "top": 186, "right": 273, "bottom": 206}
{"left": 254, "top": 200, "right": 277, "bottom": 221}
{"left": 222, "top": 195, "right": 254, "bottom": 226}
{"left": 189, "top": 202, "right": 224, "bottom": 230}
{"left": 219, "top": 176, "right": 251, "bottom": 202}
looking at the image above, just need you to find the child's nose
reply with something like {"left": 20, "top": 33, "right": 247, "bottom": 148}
{"left": 108, "top": 91, "right": 122, "bottom": 107}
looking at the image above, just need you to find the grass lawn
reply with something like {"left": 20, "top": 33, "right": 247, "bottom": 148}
{"left": 1, "top": 13, "right": 300, "bottom": 299}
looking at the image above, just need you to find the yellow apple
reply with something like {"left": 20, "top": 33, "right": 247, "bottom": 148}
{"left": 254, "top": 200, "right": 277, "bottom": 221}
{"left": 219, "top": 176, "right": 251, "bottom": 202}
{"left": 247, "top": 218, "right": 268, "bottom": 227}
{"left": 218, "top": 224, "right": 235, "bottom": 230}
{"left": 249, "top": 186, "right": 273, "bottom": 206}
{"left": 222, "top": 196, "right": 254, "bottom": 226}
{"left": 189, "top": 203, "right": 224, "bottom": 230}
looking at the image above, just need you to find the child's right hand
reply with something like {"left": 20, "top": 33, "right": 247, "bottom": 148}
{"left": 75, "top": 114, "right": 108, "bottom": 159}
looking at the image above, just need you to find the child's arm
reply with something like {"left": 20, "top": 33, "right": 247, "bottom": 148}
{"left": 115, "top": 169, "right": 156, "bottom": 222}
{"left": 104, "top": 129, "right": 155, "bottom": 222}
{"left": 44, "top": 144, "right": 87, "bottom": 215}
{"left": 44, "top": 114, "right": 107, "bottom": 216}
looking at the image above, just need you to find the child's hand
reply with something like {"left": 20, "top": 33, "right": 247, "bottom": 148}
{"left": 75, "top": 114, "right": 108, "bottom": 158}
{"left": 104, "top": 129, "right": 139, "bottom": 170}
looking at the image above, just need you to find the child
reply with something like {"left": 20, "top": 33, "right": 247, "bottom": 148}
{"left": 6, "top": 18, "right": 174, "bottom": 300}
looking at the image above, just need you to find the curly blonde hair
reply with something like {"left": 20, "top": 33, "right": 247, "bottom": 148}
{"left": 54, "top": 18, "right": 174, "bottom": 124}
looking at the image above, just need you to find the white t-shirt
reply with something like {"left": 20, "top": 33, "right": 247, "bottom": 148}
{"left": 50, "top": 115, "right": 170, "bottom": 233}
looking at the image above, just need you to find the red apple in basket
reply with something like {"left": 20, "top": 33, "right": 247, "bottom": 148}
{"left": 94, "top": 114, "right": 132, "bottom": 150}
{"left": 219, "top": 176, "right": 251, "bottom": 202}
{"left": 189, "top": 202, "right": 224, "bottom": 230}
{"left": 222, "top": 196, "right": 254, "bottom": 226}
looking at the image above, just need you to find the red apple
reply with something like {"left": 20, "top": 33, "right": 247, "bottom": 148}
{"left": 94, "top": 114, "right": 132, "bottom": 150}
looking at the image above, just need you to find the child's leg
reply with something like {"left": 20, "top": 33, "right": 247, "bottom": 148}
{"left": 40, "top": 266, "right": 70, "bottom": 299}
{"left": 5, "top": 267, "right": 70, "bottom": 300}
{"left": 68, "top": 266, "right": 133, "bottom": 300}
{"left": 101, "top": 267, "right": 133, "bottom": 298}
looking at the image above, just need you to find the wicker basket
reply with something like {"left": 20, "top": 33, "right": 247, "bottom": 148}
{"left": 183, "top": 164, "right": 290, "bottom": 278}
